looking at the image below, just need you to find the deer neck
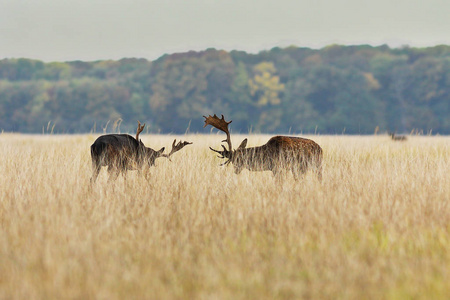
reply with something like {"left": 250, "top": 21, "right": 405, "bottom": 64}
{"left": 234, "top": 145, "right": 273, "bottom": 171}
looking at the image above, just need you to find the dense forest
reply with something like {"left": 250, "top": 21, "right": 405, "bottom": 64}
{"left": 0, "top": 45, "right": 449, "bottom": 134}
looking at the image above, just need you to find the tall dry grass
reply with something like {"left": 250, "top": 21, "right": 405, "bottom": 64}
{"left": 0, "top": 133, "right": 449, "bottom": 299}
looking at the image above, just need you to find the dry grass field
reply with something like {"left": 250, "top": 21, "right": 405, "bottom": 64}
{"left": 0, "top": 133, "right": 449, "bottom": 299}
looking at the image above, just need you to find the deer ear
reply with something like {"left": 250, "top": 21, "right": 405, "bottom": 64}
{"left": 158, "top": 147, "right": 165, "bottom": 154}
{"left": 237, "top": 138, "right": 247, "bottom": 150}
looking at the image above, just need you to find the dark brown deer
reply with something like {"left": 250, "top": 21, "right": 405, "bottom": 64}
{"left": 90, "top": 122, "right": 192, "bottom": 183}
{"left": 388, "top": 132, "right": 407, "bottom": 141}
{"left": 204, "top": 114, "right": 323, "bottom": 180}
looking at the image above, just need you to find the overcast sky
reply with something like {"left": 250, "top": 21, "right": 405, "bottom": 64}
{"left": 1, "top": 0, "right": 450, "bottom": 62}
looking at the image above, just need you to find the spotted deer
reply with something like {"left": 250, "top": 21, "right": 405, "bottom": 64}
{"left": 204, "top": 114, "right": 323, "bottom": 180}
{"left": 90, "top": 121, "right": 192, "bottom": 183}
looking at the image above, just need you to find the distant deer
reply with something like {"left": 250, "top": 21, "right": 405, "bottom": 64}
{"left": 90, "top": 121, "right": 192, "bottom": 183}
{"left": 204, "top": 114, "right": 323, "bottom": 180}
{"left": 388, "top": 132, "right": 407, "bottom": 141}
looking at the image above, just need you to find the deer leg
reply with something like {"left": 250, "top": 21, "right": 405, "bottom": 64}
{"left": 89, "top": 167, "right": 100, "bottom": 192}
{"left": 292, "top": 168, "right": 305, "bottom": 181}
{"left": 316, "top": 164, "right": 323, "bottom": 182}
{"left": 90, "top": 164, "right": 101, "bottom": 185}
{"left": 309, "top": 157, "right": 322, "bottom": 182}
{"left": 90, "top": 170, "right": 100, "bottom": 185}
{"left": 272, "top": 167, "right": 286, "bottom": 183}
{"left": 107, "top": 165, "right": 120, "bottom": 183}
{"left": 89, "top": 156, "right": 103, "bottom": 187}
{"left": 140, "top": 167, "right": 151, "bottom": 181}
{"left": 291, "top": 167, "right": 299, "bottom": 181}
{"left": 137, "top": 165, "right": 148, "bottom": 178}
{"left": 292, "top": 162, "right": 307, "bottom": 181}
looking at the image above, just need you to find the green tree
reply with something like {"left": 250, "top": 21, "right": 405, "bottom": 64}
{"left": 149, "top": 49, "right": 234, "bottom": 132}
{"left": 247, "top": 62, "right": 285, "bottom": 131}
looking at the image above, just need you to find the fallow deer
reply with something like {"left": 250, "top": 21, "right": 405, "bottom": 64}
{"left": 204, "top": 114, "right": 323, "bottom": 180}
{"left": 90, "top": 121, "right": 192, "bottom": 183}
{"left": 388, "top": 132, "right": 407, "bottom": 141}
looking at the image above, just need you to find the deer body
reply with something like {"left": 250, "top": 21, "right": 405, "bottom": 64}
{"left": 90, "top": 134, "right": 165, "bottom": 183}
{"left": 90, "top": 122, "right": 191, "bottom": 183}
{"left": 232, "top": 136, "right": 322, "bottom": 177}
{"left": 389, "top": 132, "right": 407, "bottom": 141}
{"left": 204, "top": 115, "right": 322, "bottom": 180}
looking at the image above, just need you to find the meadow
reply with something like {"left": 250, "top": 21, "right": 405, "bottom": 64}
{"left": 0, "top": 133, "right": 449, "bottom": 299}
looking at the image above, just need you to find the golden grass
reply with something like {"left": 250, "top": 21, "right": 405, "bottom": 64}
{"left": 0, "top": 133, "right": 449, "bottom": 299}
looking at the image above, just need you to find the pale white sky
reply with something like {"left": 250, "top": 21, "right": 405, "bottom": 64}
{"left": 1, "top": 0, "right": 450, "bottom": 62}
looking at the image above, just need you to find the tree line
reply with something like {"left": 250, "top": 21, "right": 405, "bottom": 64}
{"left": 0, "top": 45, "right": 449, "bottom": 134}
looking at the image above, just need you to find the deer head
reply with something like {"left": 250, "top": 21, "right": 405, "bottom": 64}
{"left": 134, "top": 121, "right": 192, "bottom": 166}
{"left": 203, "top": 114, "right": 248, "bottom": 168}
{"left": 137, "top": 144, "right": 163, "bottom": 167}
{"left": 133, "top": 122, "right": 164, "bottom": 167}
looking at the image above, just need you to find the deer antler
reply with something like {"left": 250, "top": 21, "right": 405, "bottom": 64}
{"left": 136, "top": 121, "right": 145, "bottom": 141}
{"left": 161, "top": 139, "right": 193, "bottom": 160}
{"left": 203, "top": 114, "right": 233, "bottom": 165}
{"left": 203, "top": 114, "right": 233, "bottom": 151}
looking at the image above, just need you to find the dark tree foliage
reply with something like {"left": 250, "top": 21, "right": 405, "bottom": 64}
{"left": 0, "top": 45, "right": 449, "bottom": 134}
